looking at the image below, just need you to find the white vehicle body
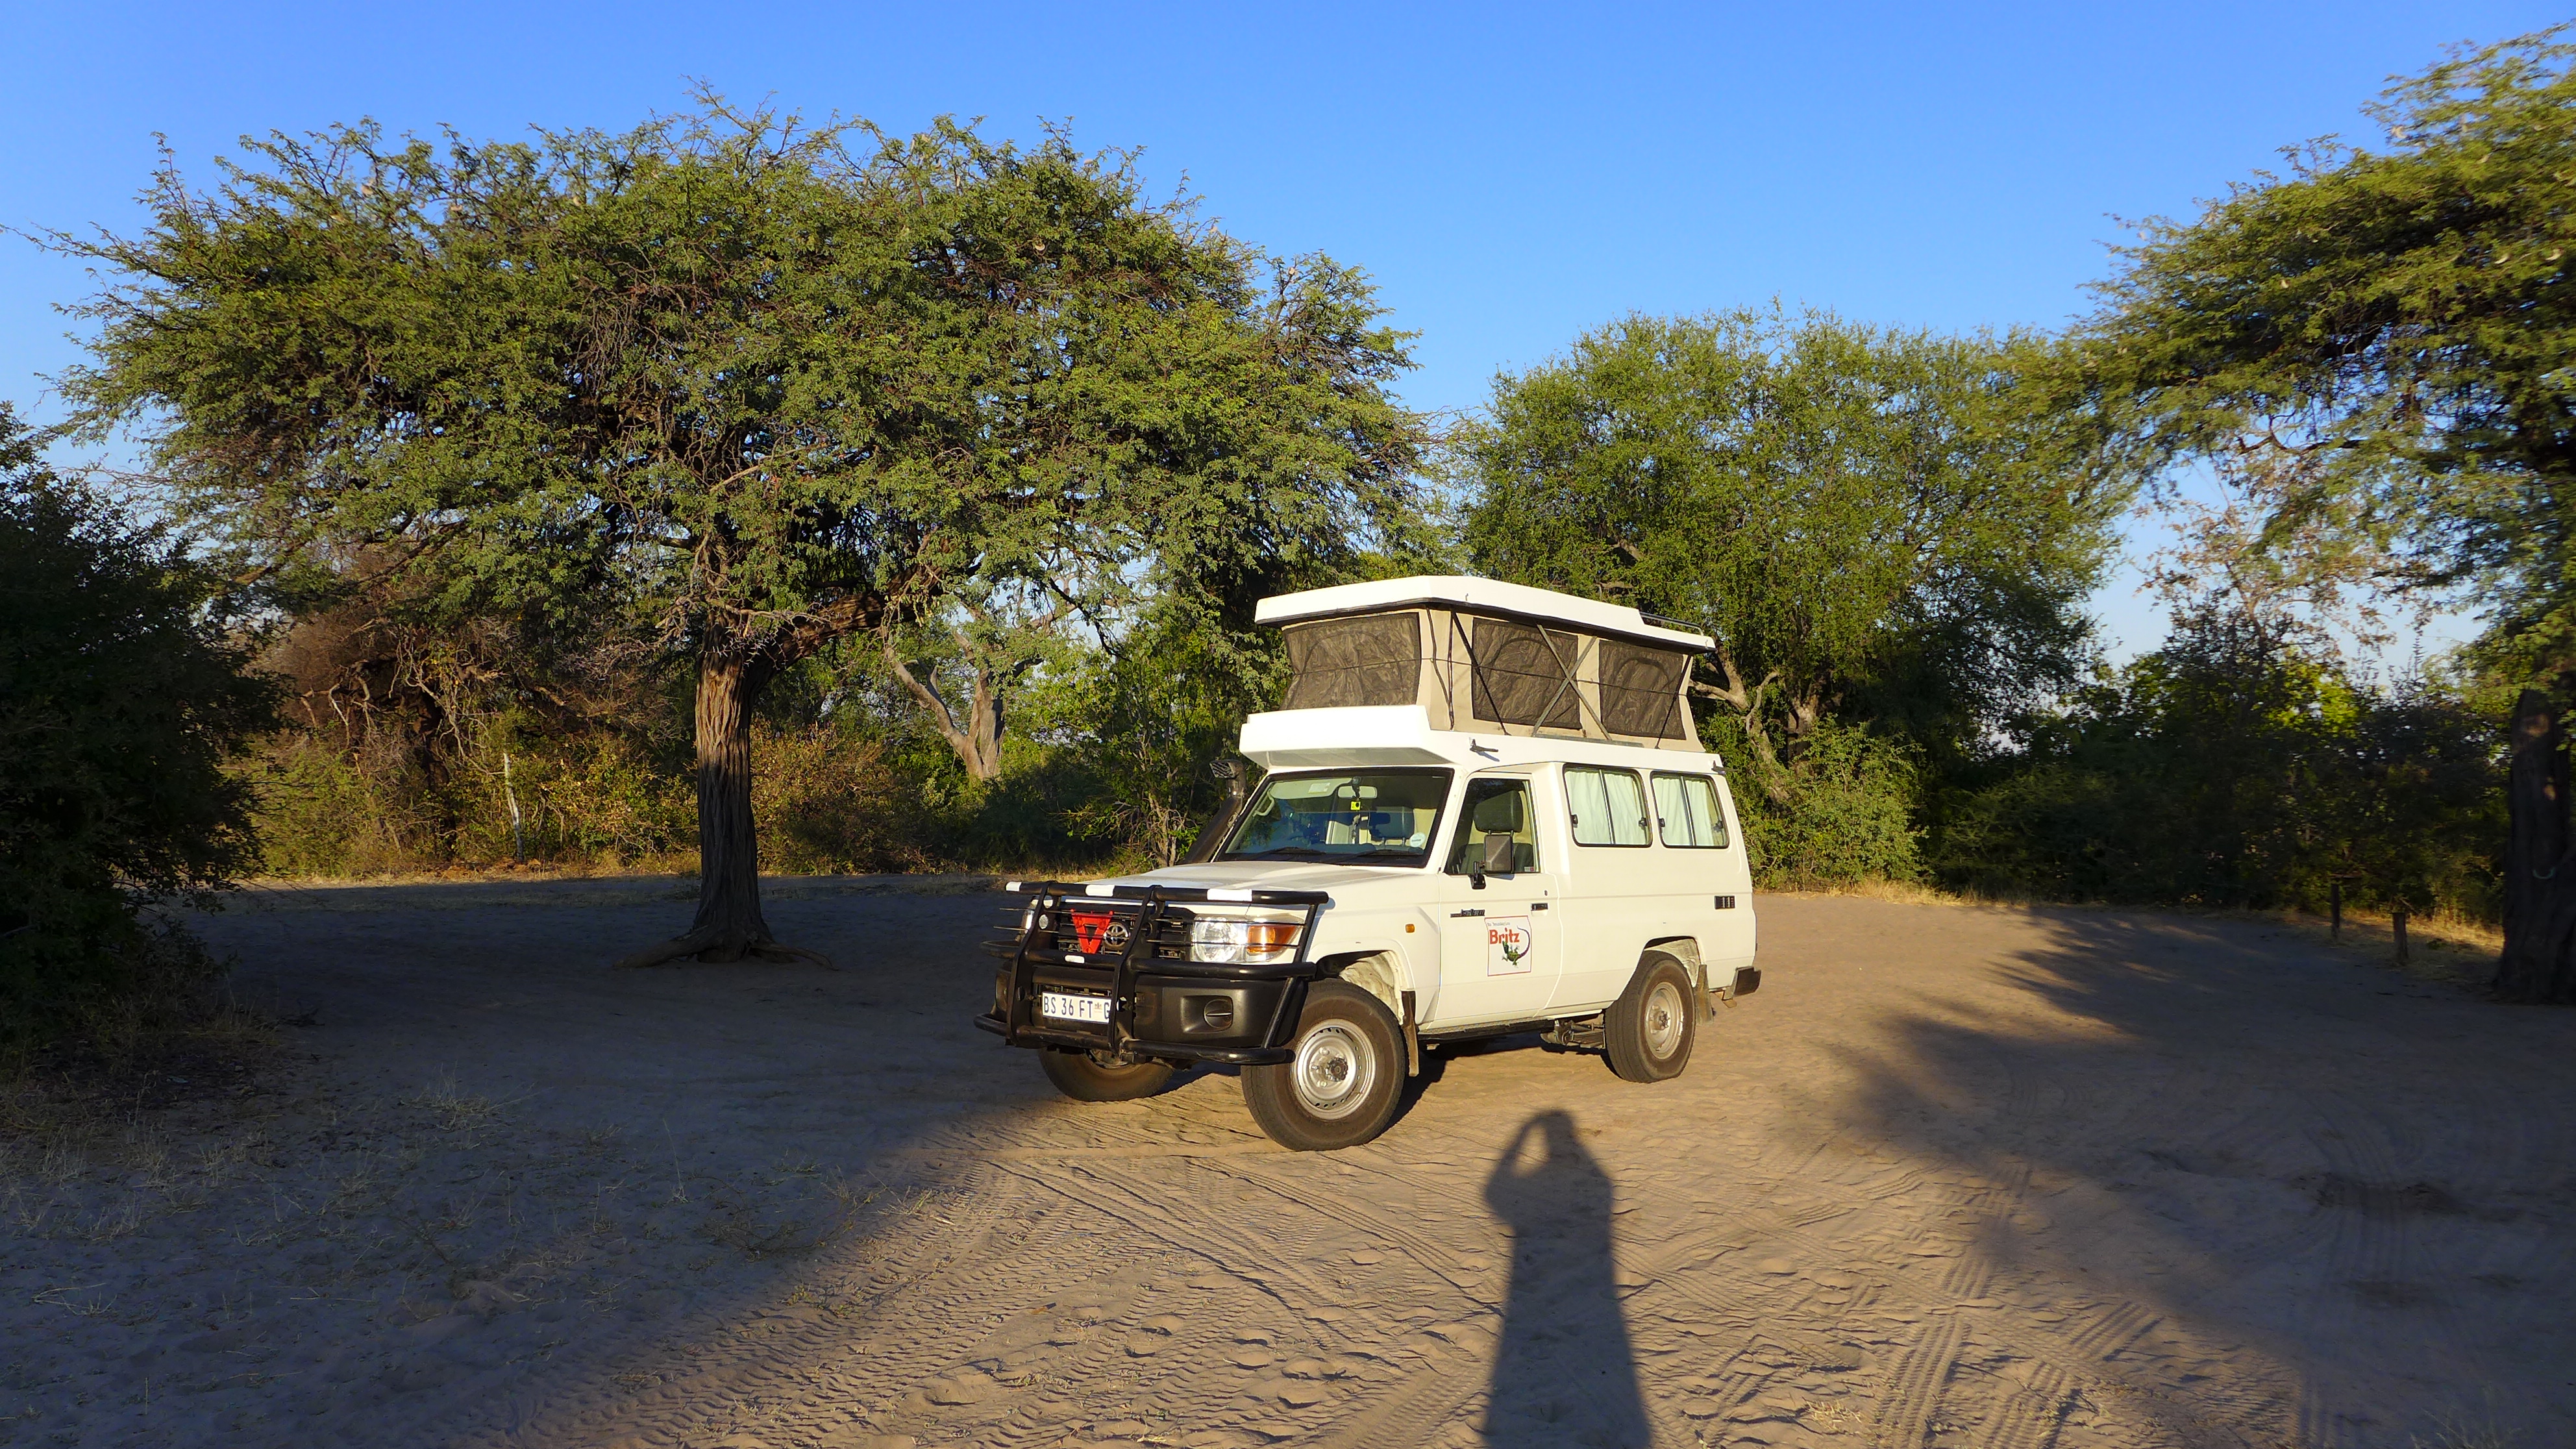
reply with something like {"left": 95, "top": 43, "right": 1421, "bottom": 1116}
{"left": 979, "top": 576, "right": 1761, "bottom": 1148}
{"left": 1100, "top": 704, "right": 1758, "bottom": 1034}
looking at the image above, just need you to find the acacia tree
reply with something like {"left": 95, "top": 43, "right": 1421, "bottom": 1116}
{"left": 868, "top": 247, "right": 1431, "bottom": 784}
{"left": 2079, "top": 29, "right": 2576, "bottom": 998}
{"left": 1459, "top": 309, "right": 2123, "bottom": 788}
{"left": 58, "top": 103, "right": 1419, "bottom": 963}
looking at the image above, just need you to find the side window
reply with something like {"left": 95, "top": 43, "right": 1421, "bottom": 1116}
{"left": 1446, "top": 778, "right": 1540, "bottom": 874}
{"left": 1565, "top": 766, "right": 1650, "bottom": 847}
{"left": 1653, "top": 772, "right": 1728, "bottom": 848}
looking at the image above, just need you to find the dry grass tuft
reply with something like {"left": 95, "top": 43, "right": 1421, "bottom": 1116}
{"left": 2412, "top": 1404, "right": 2523, "bottom": 1448}
{"left": 693, "top": 1164, "right": 883, "bottom": 1260}
{"left": 404, "top": 1072, "right": 517, "bottom": 1137}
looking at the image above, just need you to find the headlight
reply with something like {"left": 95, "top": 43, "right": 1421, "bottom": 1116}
{"left": 1188, "top": 910, "right": 1304, "bottom": 964}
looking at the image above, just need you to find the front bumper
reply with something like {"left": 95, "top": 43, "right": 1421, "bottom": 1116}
{"left": 980, "top": 882, "right": 1330, "bottom": 1066}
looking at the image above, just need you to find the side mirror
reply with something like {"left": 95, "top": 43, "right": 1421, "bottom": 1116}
{"left": 1481, "top": 833, "right": 1517, "bottom": 878}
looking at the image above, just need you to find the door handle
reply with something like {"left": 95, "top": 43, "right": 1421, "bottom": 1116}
{"left": 1450, "top": 908, "right": 1484, "bottom": 917}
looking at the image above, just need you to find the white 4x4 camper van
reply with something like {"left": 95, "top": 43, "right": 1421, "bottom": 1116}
{"left": 976, "top": 576, "right": 1759, "bottom": 1150}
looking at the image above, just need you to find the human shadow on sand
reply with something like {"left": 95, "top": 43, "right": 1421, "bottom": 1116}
{"left": 1482, "top": 1109, "right": 1650, "bottom": 1448}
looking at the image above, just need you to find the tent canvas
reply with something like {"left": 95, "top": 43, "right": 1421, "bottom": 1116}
{"left": 1263, "top": 579, "right": 1708, "bottom": 752}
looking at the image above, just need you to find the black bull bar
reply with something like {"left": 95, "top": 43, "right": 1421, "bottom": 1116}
{"left": 974, "top": 881, "right": 1333, "bottom": 1066}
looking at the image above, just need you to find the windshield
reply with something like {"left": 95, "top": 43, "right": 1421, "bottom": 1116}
{"left": 1219, "top": 769, "right": 1454, "bottom": 867}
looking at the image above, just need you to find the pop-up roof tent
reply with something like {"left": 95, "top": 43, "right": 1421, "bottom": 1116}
{"left": 1253, "top": 576, "right": 1714, "bottom": 751}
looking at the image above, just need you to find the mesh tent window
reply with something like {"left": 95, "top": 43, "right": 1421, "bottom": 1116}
{"left": 1599, "top": 641, "right": 1688, "bottom": 739}
{"left": 1468, "top": 619, "right": 1581, "bottom": 729}
{"left": 1282, "top": 613, "right": 1422, "bottom": 710}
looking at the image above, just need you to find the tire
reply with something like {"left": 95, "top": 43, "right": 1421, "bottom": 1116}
{"left": 1242, "top": 981, "right": 1405, "bottom": 1151}
{"left": 1604, "top": 956, "right": 1696, "bottom": 1083}
{"left": 1039, "top": 1048, "right": 1176, "bottom": 1102}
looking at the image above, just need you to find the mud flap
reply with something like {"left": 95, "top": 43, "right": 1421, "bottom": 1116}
{"left": 1400, "top": 989, "right": 1420, "bottom": 1076}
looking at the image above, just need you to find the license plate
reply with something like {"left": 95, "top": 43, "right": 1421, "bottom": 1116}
{"left": 1039, "top": 991, "right": 1112, "bottom": 1024}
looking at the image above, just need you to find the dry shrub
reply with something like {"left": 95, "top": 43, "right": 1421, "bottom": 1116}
{"left": 489, "top": 731, "right": 693, "bottom": 867}
{"left": 752, "top": 729, "right": 937, "bottom": 874}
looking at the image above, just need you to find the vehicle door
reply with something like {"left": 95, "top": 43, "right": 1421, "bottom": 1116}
{"left": 1646, "top": 765, "right": 1750, "bottom": 980}
{"left": 1548, "top": 763, "right": 1666, "bottom": 1010}
{"left": 1431, "top": 772, "right": 1562, "bottom": 1027}
{"left": 1696, "top": 769, "right": 1758, "bottom": 973}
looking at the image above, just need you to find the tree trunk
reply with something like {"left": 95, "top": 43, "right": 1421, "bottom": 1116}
{"left": 1693, "top": 650, "right": 1790, "bottom": 804}
{"left": 687, "top": 653, "right": 773, "bottom": 960}
{"left": 2495, "top": 689, "right": 2576, "bottom": 1002}
{"left": 963, "top": 672, "right": 1004, "bottom": 781}
{"left": 613, "top": 650, "right": 828, "bottom": 969}
{"left": 885, "top": 646, "right": 1006, "bottom": 781}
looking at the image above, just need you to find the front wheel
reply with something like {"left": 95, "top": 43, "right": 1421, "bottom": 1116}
{"left": 1039, "top": 1048, "right": 1176, "bottom": 1102}
{"left": 1604, "top": 956, "right": 1696, "bottom": 1082}
{"left": 1242, "top": 981, "right": 1404, "bottom": 1151}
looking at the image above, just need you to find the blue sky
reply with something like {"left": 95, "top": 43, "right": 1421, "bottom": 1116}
{"left": 2, "top": 1, "right": 2560, "bottom": 658}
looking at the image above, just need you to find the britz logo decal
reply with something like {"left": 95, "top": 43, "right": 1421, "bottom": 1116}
{"left": 1486, "top": 917, "right": 1535, "bottom": 975}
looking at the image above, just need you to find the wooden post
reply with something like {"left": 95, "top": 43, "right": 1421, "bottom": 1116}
{"left": 2329, "top": 880, "right": 2342, "bottom": 939}
{"left": 504, "top": 751, "right": 526, "bottom": 863}
{"left": 2392, "top": 903, "right": 2410, "bottom": 967}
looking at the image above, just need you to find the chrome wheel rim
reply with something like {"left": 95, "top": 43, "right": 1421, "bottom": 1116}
{"left": 1644, "top": 980, "right": 1686, "bottom": 1060}
{"left": 1292, "top": 1022, "right": 1376, "bottom": 1119}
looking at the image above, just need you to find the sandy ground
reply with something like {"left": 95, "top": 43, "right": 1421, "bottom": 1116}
{"left": 3, "top": 878, "right": 2571, "bottom": 1449}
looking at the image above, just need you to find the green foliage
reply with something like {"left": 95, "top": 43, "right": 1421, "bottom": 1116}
{"left": 2081, "top": 27, "right": 2576, "bottom": 682}
{"left": 0, "top": 404, "right": 276, "bottom": 1050}
{"left": 56, "top": 101, "right": 1430, "bottom": 928}
{"left": 1459, "top": 308, "right": 2124, "bottom": 780}
{"left": 1706, "top": 715, "right": 1923, "bottom": 887}
{"left": 1458, "top": 308, "right": 2118, "bottom": 887}
{"left": 232, "top": 675, "right": 700, "bottom": 876}
{"left": 1054, "top": 603, "right": 1282, "bottom": 869}
{"left": 44, "top": 61, "right": 2536, "bottom": 924}
{"left": 1935, "top": 614, "right": 2502, "bottom": 913}
{"left": 230, "top": 655, "right": 1158, "bottom": 878}
{"left": 47, "top": 98, "right": 1431, "bottom": 732}
{"left": 233, "top": 735, "right": 428, "bottom": 877}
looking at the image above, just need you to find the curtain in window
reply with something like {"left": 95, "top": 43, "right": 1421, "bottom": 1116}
{"left": 1653, "top": 773, "right": 1728, "bottom": 848}
{"left": 1567, "top": 766, "right": 1650, "bottom": 845}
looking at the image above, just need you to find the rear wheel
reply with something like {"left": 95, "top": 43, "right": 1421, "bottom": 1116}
{"left": 1039, "top": 1048, "right": 1175, "bottom": 1102}
{"left": 1604, "top": 956, "right": 1696, "bottom": 1082}
{"left": 1243, "top": 982, "right": 1404, "bottom": 1151}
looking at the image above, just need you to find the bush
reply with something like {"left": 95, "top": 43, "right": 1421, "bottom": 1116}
{"left": 235, "top": 734, "right": 432, "bottom": 876}
{"left": 752, "top": 729, "right": 937, "bottom": 874}
{"left": 1930, "top": 616, "right": 2503, "bottom": 915}
{"left": 0, "top": 406, "right": 276, "bottom": 1054}
{"left": 1707, "top": 716, "right": 1924, "bottom": 887}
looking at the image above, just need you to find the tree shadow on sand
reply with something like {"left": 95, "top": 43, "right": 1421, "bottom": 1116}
{"left": 1482, "top": 1109, "right": 1649, "bottom": 1448}
{"left": 1809, "top": 902, "right": 2576, "bottom": 1446}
